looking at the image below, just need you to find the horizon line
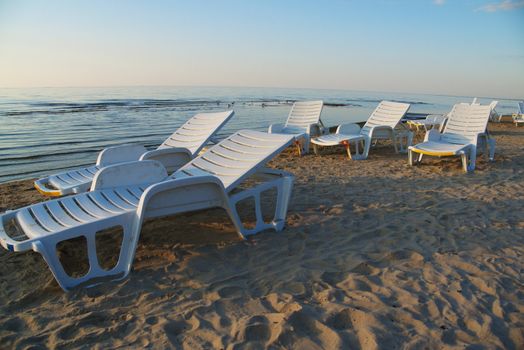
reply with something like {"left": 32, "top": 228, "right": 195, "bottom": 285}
{"left": 0, "top": 84, "right": 520, "bottom": 102}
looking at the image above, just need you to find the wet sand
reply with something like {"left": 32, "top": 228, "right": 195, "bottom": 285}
{"left": 0, "top": 122, "right": 523, "bottom": 349}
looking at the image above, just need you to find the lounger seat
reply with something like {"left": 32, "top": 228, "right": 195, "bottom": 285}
{"left": 408, "top": 141, "right": 470, "bottom": 156}
{"left": 34, "top": 110, "right": 234, "bottom": 196}
{"left": 311, "top": 132, "right": 365, "bottom": 146}
{"left": 1, "top": 130, "right": 295, "bottom": 291}
{"left": 14, "top": 186, "right": 146, "bottom": 239}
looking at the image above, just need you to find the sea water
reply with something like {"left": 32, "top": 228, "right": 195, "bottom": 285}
{"left": 0, "top": 86, "right": 519, "bottom": 183}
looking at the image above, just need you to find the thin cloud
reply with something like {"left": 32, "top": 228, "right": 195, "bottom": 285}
{"left": 433, "top": 0, "right": 445, "bottom": 5}
{"left": 477, "top": 0, "right": 524, "bottom": 12}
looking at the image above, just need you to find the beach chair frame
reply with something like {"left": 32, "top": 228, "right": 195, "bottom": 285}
{"left": 0, "top": 131, "right": 295, "bottom": 291}
{"left": 310, "top": 101, "right": 412, "bottom": 160}
{"left": 34, "top": 110, "right": 234, "bottom": 196}
{"left": 268, "top": 100, "right": 324, "bottom": 155}
{"left": 408, "top": 104, "right": 492, "bottom": 172}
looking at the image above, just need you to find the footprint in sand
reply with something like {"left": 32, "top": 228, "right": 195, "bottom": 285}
{"left": 145, "top": 316, "right": 158, "bottom": 325}
{"left": 287, "top": 239, "right": 305, "bottom": 256}
{"left": 243, "top": 323, "right": 271, "bottom": 342}
{"left": 351, "top": 262, "right": 381, "bottom": 275}
{"left": 217, "top": 285, "right": 245, "bottom": 298}
{"left": 329, "top": 308, "right": 353, "bottom": 330}
{"left": 321, "top": 271, "right": 349, "bottom": 285}
{"left": 164, "top": 318, "right": 197, "bottom": 344}
{"left": 3, "top": 317, "right": 25, "bottom": 332}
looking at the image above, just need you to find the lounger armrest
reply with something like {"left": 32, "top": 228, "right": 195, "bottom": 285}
{"left": 91, "top": 160, "right": 168, "bottom": 191}
{"left": 0, "top": 211, "right": 35, "bottom": 252}
{"left": 424, "top": 129, "right": 442, "bottom": 142}
{"left": 140, "top": 148, "right": 192, "bottom": 174}
{"left": 268, "top": 123, "right": 286, "bottom": 134}
{"left": 306, "top": 123, "right": 323, "bottom": 137}
{"left": 336, "top": 123, "right": 361, "bottom": 135}
{"left": 136, "top": 176, "right": 227, "bottom": 221}
{"left": 368, "top": 125, "right": 394, "bottom": 138}
{"left": 96, "top": 144, "right": 148, "bottom": 167}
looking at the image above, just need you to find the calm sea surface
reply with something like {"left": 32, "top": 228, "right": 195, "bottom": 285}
{"left": 0, "top": 86, "right": 519, "bottom": 183}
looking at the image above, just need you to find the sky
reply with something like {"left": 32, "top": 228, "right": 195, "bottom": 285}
{"left": 0, "top": 0, "right": 523, "bottom": 98}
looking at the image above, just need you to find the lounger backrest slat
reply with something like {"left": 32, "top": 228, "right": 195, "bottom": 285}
{"left": 159, "top": 111, "right": 234, "bottom": 156}
{"left": 285, "top": 100, "right": 323, "bottom": 129}
{"left": 361, "top": 101, "right": 410, "bottom": 135}
{"left": 173, "top": 130, "right": 294, "bottom": 191}
{"left": 441, "top": 104, "right": 491, "bottom": 145}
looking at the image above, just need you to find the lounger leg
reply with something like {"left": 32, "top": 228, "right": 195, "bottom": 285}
{"left": 342, "top": 141, "right": 352, "bottom": 159}
{"left": 395, "top": 131, "right": 413, "bottom": 154}
{"left": 350, "top": 138, "right": 367, "bottom": 160}
{"left": 303, "top": 137, "right": 310, "bottom": 155}
{"left": 273, "top": 174, "right": 294, "bottom": 231}
{"left": 461, "top": 153, "right": 468, "bottom": 173}
{"left": 362, "top": 137, "right": 371, "bottom": 160}
{"left": 488, "top": 138, "right": 495, "bottom": 161}
{"left": 408, "top": 149, "right": 423, "bottom": 166}
{"left": 468, "top": 146, "right": 477, "bottom": 172}
{"left": 313, "top": 143, "right": 319, "bottom": 156}
{"left": 406, "top": 132, "right": 414, "bottom": 152}
{"left": 461, "top": 146, "right": 477, "bottom": 173}
{"left": 227, "top": 170, "right": 294, "bottom": 238}
{"left": 294, "top": 140, "right": 302, "bottom": 157}
{"left": 32, "top": 214, "right": 138, "bottom": 291}
{"left": 479, "top": 135, "right": 488, "bottom": 158}
{"left": 481, "top": 137, "right": 489, "bottom": 161}
{"left": 390, "top": 131, "right": 399, "bottom": 153}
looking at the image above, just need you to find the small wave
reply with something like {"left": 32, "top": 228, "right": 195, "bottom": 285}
{"left": 2, "top": 99, "right": 226, "bottom": 116}
{"left": 1, "top": 97, "right": 414, "bottom": 117}
{"left": 390, "top": 100, "right": 430, "bottom": 105}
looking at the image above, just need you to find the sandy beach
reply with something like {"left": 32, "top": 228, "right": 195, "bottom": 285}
{"left": 0, "top": 121, "right": 523, "bottom": 349}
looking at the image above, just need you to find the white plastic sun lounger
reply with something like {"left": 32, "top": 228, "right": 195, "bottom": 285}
{"left": 310, "top": 101, "right": 411, "bottom": 160}
{"left": 407, "top": 114, "right": 448, "bottom": 132}
{"left": 486, "top": 101, "right": 500, "bottom": 122}
{"left": 513, "top": 102, "right": 524, "bottom": 126}
{"left": 0, "top": 130, "right": 295, "bottom": 291}
{"left": 459, "top": 97, "right": 479, "bottom": 107}
{"left": 268, "top": 100, "right": 324, "bottom": 155}
{"left": 444, "top": 102, "right": 495, "bottom": 160}
{"left": 408, "top": 104, "right": 492, "bottom": 172}
{"left": 34, "top": 110, "right": 234, "bottom": 197}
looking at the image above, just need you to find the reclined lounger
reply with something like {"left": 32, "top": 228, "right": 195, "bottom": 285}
{"left": 268, "top": 100, "right": 324, "bottom": 155}
{"left": 1, "top": 130, "right": 295, "bottom": 291}
{"left": 34, "top": 110, "right": 234, "bottom": 196}
{"left": 513, "top": 102, "right": 524, "bottom": 126}
{"left": 310, "top": 101, "right": 411, "bottom": 159}
{"left": 408, "top": 104, "right": 492, "bottom": 172}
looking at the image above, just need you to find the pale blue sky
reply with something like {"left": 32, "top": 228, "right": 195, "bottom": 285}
{"left": 0, "top": 0, "right": 523, "bottom": 98}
